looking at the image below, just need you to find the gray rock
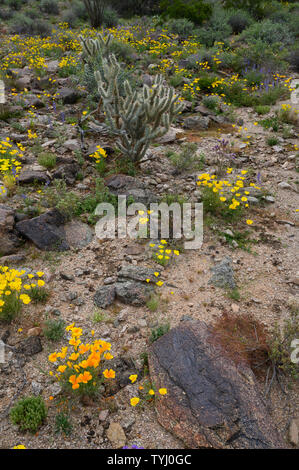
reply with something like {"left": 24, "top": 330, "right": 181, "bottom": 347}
{"left": 58, "top": 87, "right": 81, "bottom": 105}
{"left": 118, "top": 265, "right": 156, "bottom": 283}
{"left": 15, "top": 209, "right": 69, "bottom": 251}
{"left": 52, "top": 162, "right": 80, "bottom": 185}
{"left": 209, "top": 257, "right": 236, "bottom": 289}
{"left": 63, "top": 139, "right": 80, "bottom": 152}
{"left": 48, "top": 383, "right": 62, "bottom": 398}
{"left": 183, "top": 115, "right": 210, "bottom": 130}
{"left": 94, "top": 285, "right": 116, "bottom": 308}
{"left": 115, "top": 280, "right": 152, "bottom": 306}
{"left": 278, "top": 181, "right": 292, "bottom": 190}
{"left": 15, "top": 336, "right": 42, "bottom": 356}
{"left": 64, "top": 221, "right": 94, "bottom": 249}
{"left": 0, "top": 204, "right": 21, "bottom": 255}
{"left": 31, "top": 381, "right": 43, "bottom": 396}
{"left": 18, "top": 170, "right": 50, "bottom": 185}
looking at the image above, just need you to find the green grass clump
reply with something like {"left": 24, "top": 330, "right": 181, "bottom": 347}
{"left": 55, "top": 412, "right": 72, "bottom": 436}
{"left": 37, "top": 152, "right": 57, "bottom": 169}
{"left": 10, "top": 396, "right": 47, "bottom": 433}
{"left": 150, "top": 323, "right": 170, "bottom": 343}
{"left": 43, "top": 318, "right": 65, "bottom": 342}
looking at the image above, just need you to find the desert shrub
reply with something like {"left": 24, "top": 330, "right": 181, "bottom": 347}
{"left": 0, "top": 7, "right": 13, "bottom": 20}
{"left": 112, "top": 0, "right": 160, "bottom": 16}
{"left": 194, "top": 7, "right": 232, "bottom": 47}
{"left": 160, "top": 0, "right": 212, "bottom": 25}
{"left": 61, "top": 9, "right": 79, "bottom": 28}
{"left": 10, "top": 396, "right": 47, "bottom": 433}
{"left": 236, "top": 40, "right": 288, "bottom": 71}
{"left": 289, "top": 10, "right": 299, "bottom": 34}
{"left": 110, "top": 40, "right": 135, "bottom": 62}
{"left": 40, "top": 0, "right": 59, "bottom": 15}
{"left": 71, "top": 0, "right": 89, "bottom": 20}
{"left": 254, "top": 105, "right": 270, "bottom": 115}
{"left": 43, "top": 318, "right": 65, "bottom": 342}
{"left": 223, "top": 0, "right": 270, "bottom": 19}
{"left": 167, "top": 143, "right": 198, "bottom": 174}
{"left": 102, "top": 6, "right": 119, "bottom": 27}
{"left": 288, "top": 49, "right": 299, "bottom": 73}
{"left": 10, "top": 13, "right": 52, "bottom": 37}
{"left": 241, "top": 20, "right": 293, "bottom": 46}
{"left": 228, "top": 9, "right": 252, "bottom": 34}
{"left": 6, "top": 0, "right": 25, "bottom": 11}
{"left": 167, "top": 18, "right": 195, "bottom": 38}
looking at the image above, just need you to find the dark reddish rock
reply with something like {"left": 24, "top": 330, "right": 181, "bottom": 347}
{"left": 149, "top": 320, "right": 286, "bottom": 449}
{"left": 15, "top": 208, "right": 69, "bottom": 251}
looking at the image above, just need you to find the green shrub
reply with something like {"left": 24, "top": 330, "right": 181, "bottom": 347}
{"left": 43, "top": 318, "right": 65, "bottom": 342}
{"left": 228, "top": 9, "right": 252, "bottom": 33}
{"left": 10, "top": 396, "right": 47, "bottom": 433}
{"left": 160, "top": 0, "right": 212, "bottom": 25}
{"left": 241, "top": 20, "right": 293, "bottom": 46}
{"left": 61, "top": 9, "right": 79, "bottom": 28}
{"left": 168, "top": 142, "right": 199, "bottom": 174}
{"left": 254, "top": 105, "right": 270, "bottom": 115}
{"left": 167, "top": 18, "right": 195, "bottom": 38}
{"left": 40, "top": 0, "right": 59, "bottom": 15}
{"left": 288, "top": 49, "right": 299, "bottom": 73}
{"left": 10, "top": 13, "right": 52, "bottom": 37}
{"left": 102, "top": 6, "right": 119, "bottom": 27}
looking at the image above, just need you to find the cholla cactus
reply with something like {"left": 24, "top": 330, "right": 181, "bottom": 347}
{"left": 94, "top": 54, "right": 184, "bottom": 162}
{"left": 79, "top": 33, "right": 113, "bottom": 61}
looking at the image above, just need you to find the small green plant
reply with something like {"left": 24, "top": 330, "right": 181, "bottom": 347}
{"left": 260, "top": 116, "right": 279, "bottom": 131}
{"left": 92, "top": 309, "right": 112, "bottom": 324}
{"left": 167, "top": 143, "right": 199, "bottom": 174}
{"left": 150, "top": 323, "right": 170, "bottom": 343}
{"left": 227, "top": 288, "right": 241, "bottom": 301}
{"left": 254, "top": 105, "right": 270, "bottom": 115}
{"left": 10, "top": 396, "right": 47, "bottom": 433}
{"left": 37, "top": 152, "right": 57, "bottom": 170}
{"left": 55, "top": 412, "right": 72, "bottom": 436}
{"left": 146, "top": 293, "right": 160, "bottom": 312}
{"left": 266, "top": 136, "right": 279, "bottom": 147}
{"left": 29, "top": 286, "right": 50, "bottom": 304}
{"left": 43, "top": 318, "right": 65, "bottom": 342}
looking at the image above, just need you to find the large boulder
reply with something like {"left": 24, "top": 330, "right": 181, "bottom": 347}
{"left": 149, "top": 320, "right": 286, "bottom": 449}
{"left": 15, "top": 209, "right": 69, "bottom": 251}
